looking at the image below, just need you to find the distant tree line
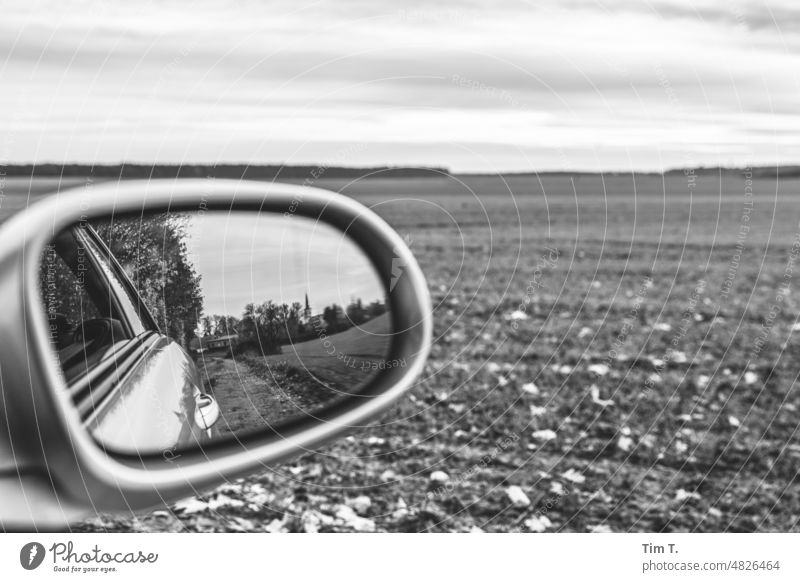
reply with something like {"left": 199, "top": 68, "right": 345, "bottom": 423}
{"left": 4, "top": 163, "right": 451, "bottom": 180}
{"left": 10, "top": 163, "right": 797, "bottom": 180}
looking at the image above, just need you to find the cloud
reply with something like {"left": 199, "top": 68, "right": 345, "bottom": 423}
{"left": 0, "top": 0, "right": 798, "bottom": 171}
{"left": 567, "top": 0, "right": 800, "bottom": 32}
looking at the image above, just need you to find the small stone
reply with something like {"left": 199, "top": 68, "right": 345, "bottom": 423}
{"left": 172, "top": 497, "right": 208, "bottom": 514}
{"left": 508, "top": 310, "right": 529, "bottom": 321}
{"left": 561, "top": 469, "right": 586, "bottom": 484}
{"left": 380, "top": 469, "right": 398, "bottom": 482}
{"left": 674, "top": 489, "right": 701, "bottom": 502}
{"left": 265, "top": 518, "right": 287, "bottom": 533}
{"left": 588, "top": 363, "right": 610, "bottom": 376}
{"left": 207, "top": 494, "right": 244, "bottom": 510}
{"left": 524, "top": 514, "right": 552, "bottom": 532}
{"left": 430, "top": 470, "right": 450, "bottom": 484}
{"left": 392, "top": 497, "right": 409, "bottom": 520}
{"left": 522, "top": 382, "right": 540, "bottom": 395}
{"left": 335, "top": 505, "right": 376, "bottom": 532}
{"left": 618, "top": 435, "right": 634, "bottom": 452}
{"left": 347, "top": 495, "right": 372, "bottom": 515}
{"left": 505, "top": 485, "right": 531, "bottom": 508}
{"left": 302, "top": 511, "right": 322, "bottom": 533}
{"left": 590, "top": 385, "right": 614, "bottom": 407}
{"left": 671, "top": 351, "right": 688, "bottom": 364}
{"left": 532, "top": 429, "right": 557, "bottom": 442}
{"left": 529, "top": 405, "right": 547, "bottom": 417}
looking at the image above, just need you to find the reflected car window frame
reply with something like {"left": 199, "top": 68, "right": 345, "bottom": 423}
{"left": 78, "top": 224, "right": 159, "bottom": 335}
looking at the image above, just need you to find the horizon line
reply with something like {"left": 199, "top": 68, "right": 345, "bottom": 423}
{"left": 2, "top": 161, "right": 797, "bottom": 178}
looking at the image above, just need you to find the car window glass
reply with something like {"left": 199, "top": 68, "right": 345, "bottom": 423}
{"left": 78, "top": 229, "right": 148, "bottom": 336}
{"left": 40, "top": 243, "right": 102, "bottom": 332}
{"left": 39, "top": 229, "right": 134, "bottom": 383}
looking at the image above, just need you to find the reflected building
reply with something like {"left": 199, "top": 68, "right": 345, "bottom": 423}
{"left": 300, "top": 292, "right": 326, "bottom": 332}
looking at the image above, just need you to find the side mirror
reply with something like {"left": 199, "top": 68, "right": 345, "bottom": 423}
{"left": 0, "top": 179, "right": 431, "bottom": 528}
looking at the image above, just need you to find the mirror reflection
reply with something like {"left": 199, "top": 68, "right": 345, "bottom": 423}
{"left": 38, "top": 210, "right": 394, "bottom": 455}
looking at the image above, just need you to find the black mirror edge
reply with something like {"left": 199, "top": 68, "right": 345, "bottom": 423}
{"left": 0, "top": 178, "right": 432, "bottom": 528}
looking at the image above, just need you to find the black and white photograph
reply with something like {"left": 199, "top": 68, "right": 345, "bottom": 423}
{"left": 1, "top": 0, "right": 799, "bottom": 578}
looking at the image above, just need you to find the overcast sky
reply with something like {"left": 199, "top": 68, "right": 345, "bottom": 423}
{"left": 1, "top": 0, "right": 798, "bottom": 172}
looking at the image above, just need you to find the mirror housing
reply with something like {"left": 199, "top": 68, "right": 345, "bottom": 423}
{"left": 0, "top": 179, "right": 431, "bottom": 528}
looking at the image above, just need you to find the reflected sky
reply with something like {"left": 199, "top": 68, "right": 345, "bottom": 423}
{"left": 185, "top": 211, "right": 385, "bottom": 317}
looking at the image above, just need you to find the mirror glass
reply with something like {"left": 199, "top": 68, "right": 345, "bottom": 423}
{"left": 38, "top": 210, "right": 394, "bottom": 456}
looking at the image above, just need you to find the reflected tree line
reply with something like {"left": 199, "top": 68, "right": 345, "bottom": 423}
{"left": 197, "top": 296, "right": 387, "bottom": 355}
